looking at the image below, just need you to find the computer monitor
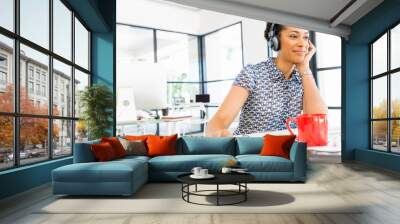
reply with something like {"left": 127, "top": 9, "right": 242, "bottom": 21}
{"left": 117, "top": 62, "right": 168, "bottom": 122}
{"left": 195, "top": 94, "right": 210, "bottom": 103}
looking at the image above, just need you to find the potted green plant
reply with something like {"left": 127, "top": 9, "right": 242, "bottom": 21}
{"left": 79, "top": 84, "right": 113, "bottom": 140}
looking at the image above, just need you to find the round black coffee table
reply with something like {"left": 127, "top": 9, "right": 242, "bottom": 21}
{"left": 177, "top": 173, "right": 255, "bottom": 206}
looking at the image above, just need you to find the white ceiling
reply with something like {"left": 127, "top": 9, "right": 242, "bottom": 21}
{"left": 164, "top": 0, "right": 384, "bottom": 38}
{"left": 225, "top": 0, "right": 352, "bottom": 22}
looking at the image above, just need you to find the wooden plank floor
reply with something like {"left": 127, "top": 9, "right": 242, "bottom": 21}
{"left": 1, "top": 158, "right": 400, "bottom": 224}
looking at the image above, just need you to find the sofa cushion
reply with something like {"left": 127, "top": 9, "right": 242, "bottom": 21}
{"left": 115, "top": 155, "right": 150, "bottom": 164}
{"left": 260, "top": 134, "right": 296, "bottom": 159}
{"left": 236, "top": 155, "right": 293, "bottom": 172}
{"left": 101, "top": 137, "right": 127, "bottom": 158}
{"left": 124, "top": 135, "right": 153, "bottom": 141}
{"left": 91, "top": 142, "right": 118, "bottom": 161}
{"left": 52, "top": 159, "right": 147, "bottom": 183}
{"left": 148, "top": 154, "right": 235, "bottom": 172}
{"left": 179, "top": 136, "right": 235, "bottom": 155}
{"left": 235, "top": 137, "right": 263, "bottom": 155}
{"left": 120, "top": 138, "right": 147, "bottom": 156}
{"left": 147, "top": 134, "right": 178, "bottom": 157}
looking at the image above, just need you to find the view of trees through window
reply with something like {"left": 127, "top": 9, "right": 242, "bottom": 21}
{"left": 371, "top": 23, "right": 400, "bottom": 153}
{"left": 0, "top": 0, "right": 91, "bottom": 170}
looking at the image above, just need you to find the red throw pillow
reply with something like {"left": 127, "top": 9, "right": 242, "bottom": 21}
{"left": 259, "top": 134, "right": 296, "bottom": 159}
{"left": 91, "top": 142, "right": 118, "bottom": 161}
{"left": 146, "top": 134, "right": 178, "bottom": 157}
{"left": 101, "top": 137, "right": 127, "bottom": 158}
{"left": 124, "top": 135, "right": 152, "bottom": 141}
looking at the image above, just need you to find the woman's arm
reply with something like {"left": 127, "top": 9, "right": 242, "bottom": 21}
{"left": 300, "top": 72, "right": 328, "bottom": 114}
{"left": 297, "top": 40, "right": 328, "bottom": 114}
{"left": 205, "top": 86, "right": 249, "bottom": 137}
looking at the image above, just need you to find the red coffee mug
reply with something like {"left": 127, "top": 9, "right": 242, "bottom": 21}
{"left": 285, "top": 114, "right": 328, "bottom": 146}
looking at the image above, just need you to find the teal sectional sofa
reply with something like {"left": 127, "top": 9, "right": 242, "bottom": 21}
{"left": 52, "top": 136, "right": 307, "bottom": 196}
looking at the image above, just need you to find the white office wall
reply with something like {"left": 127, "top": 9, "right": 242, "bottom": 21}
{"left": 117, "top": 0, "right": 200, "bottom": 34}
{"left": 241, "top": 19, "right": 267, "bottom": 65}
{"left": 117, "top": 0, "right": 267, "bottom": 66}
{"left": 197, "top": 10, "right": 267, "bottom": 65}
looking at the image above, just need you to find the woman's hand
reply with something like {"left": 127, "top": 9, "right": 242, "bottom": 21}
{"left": 296, "top": 40, "right": 316, "bottom": 76}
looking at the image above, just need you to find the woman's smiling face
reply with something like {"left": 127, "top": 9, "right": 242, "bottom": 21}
{"left": 278, "top": 26, "right": 310, "bottom": 64}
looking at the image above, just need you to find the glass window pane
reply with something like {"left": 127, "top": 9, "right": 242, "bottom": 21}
{"left": 391, "top": 72, "right": 400, "bottom": 118}
{"left": 0, "top": 116, "right": 13, "bottom": 170}
{"left": 206, "top": 80, "right": 233, "bottom": 104}
{"left": 157, "top": 31, "right": 199, "bottom": 81}
{"left": 20, "top": 117, "right": 49, "bottom": 165}
{"left": 160, "top": 122, "right": 202, "bottom": 135}
{"left": 315, "top": 32, "right": 341, "bottom": 68}
{"left": 0, "top": 34, "right": 14, "bottom": 112}
{"left": 20, "top": 44, "right": 49, "bottom": 115}
{"left": 391, "top": 24, "right": 400, "bottom": 70}
{"left": 391, "top": 120, "right": 400, "bottom": 153}
{"left": 53, "top": 119, "right": 72, "bottom": 158}
{"left": 372, "top": 33, "right": 387, "bottom": 76}
{"left": 167, "top": 83, "right": 199, "bottom": 105}
{"left": 205, "top": 24, "right": 243, "bottom": 80}
{"left": 317, "top": 68, "right": 341, "bottom": 107}
{"left": 327, "top": 109, "right": 341, "bottom": 148}
{"left": 74, "top": 69, "right": 89, "bottom": 118}
{"left": 372, "top": 76, "right": 387, "bottom": 119}
{"left": 372, "top": 121, "right": 388, "bottom": 151}
{"left": 20, "top": 0, "right": 49, "bottom": 49}
{"left": 207, "top": 106, "right": 218, "bottom": 120}
{"left": 53, "top": 59, "right": 72, "bottom": 117}
{"left": 53, "top": 0, "right": 72, "bottom": 60}
{"left": 0, "top": 0, "right": 14, "bottom": 31}
{"left": 75, "top": 120, "right": 88, "bottom": 143}
{"left": 117, "top": 26, "right": 154, "bottom": 63}
{"left": 74, "top": 18, "right": 89, "bottom": 69}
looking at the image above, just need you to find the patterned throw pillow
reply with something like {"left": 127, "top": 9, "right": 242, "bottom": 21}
{"left": 119, "top": 138, "right": 147, "bottom": 156}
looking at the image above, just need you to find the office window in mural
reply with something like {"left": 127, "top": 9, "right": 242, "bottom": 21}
{"left": 315, "top": 32, "right": 342, "bottom": 151}
{"left": 203, "top": 23, "right": 243, "bottom": 125}
{"left": 116, "top": 25, "right": 203, "bottom": 136}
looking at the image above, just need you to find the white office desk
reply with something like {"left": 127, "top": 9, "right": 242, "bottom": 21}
{"left": 116, "top": 117, "right": 209, "bottom": 136}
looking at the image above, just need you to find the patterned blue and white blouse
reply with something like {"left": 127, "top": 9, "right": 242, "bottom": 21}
{"left": 232, "top": 57, "right": 304, "bottom": 135}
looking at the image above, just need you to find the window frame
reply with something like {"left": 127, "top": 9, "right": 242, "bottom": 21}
{"left": 201, "top": 22, "right": 244, "bottom": 118}
{"left": 369, "top": 19, "right": 400, "bottom": 154}
{"left": 116, "top": 22, "right": 244, "bottom": 135}
{"left": 0, "top": 0, "right": 92, "bottom": 171}
{"left": 313, "top": 32, "right": 343, "bottom": 150}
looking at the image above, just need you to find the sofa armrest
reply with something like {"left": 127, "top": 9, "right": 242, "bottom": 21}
{"left": 289, "top": 141, "right": 307, "bottom": 181}
{"left": 73, "top": 140, "right": 100, "bottom": 163}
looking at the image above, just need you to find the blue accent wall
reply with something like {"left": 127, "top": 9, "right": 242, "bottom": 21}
{"left": 0, "top": 158, "right": 72, "bottom": 199}
{"left": 0, "top": 0, "right": 116, "bottom": 200}
{"left": 91, "top": 0, "right": 116, "bottom": 136}
{"left": 91, "top": 31, "right": 115, "bottom": 136}
{"left": 344, "top": 0, "right": 400, "bottom": 171}
{"left": 65, "top": 0, "right": 111, "bottom": 32}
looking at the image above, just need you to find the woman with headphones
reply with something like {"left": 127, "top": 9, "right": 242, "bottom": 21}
{"left": 205, "top": 23, "right": 328, "bottom": 137}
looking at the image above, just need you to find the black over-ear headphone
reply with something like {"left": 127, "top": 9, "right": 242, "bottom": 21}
{"left": 264, "top": 23, "right": 280, "bottom": 51}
